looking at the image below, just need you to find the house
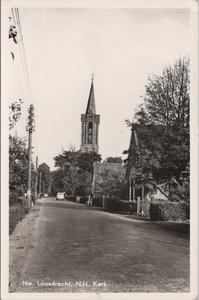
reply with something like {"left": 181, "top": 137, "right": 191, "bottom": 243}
{"left": 125, "top": 123, "right": 169, "bottom": 202}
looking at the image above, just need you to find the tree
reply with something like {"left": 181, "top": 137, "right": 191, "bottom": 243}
{"left": 134, "top": 57, "right": 190, "bottom": 128}
{"left": 125, "top": 57, "right": 190, "bottom": 200}
{"left": 92, "top": 168, "right": 128, "bottom": 199}
{"left": 9, "top": 133, "right": 38, "bottom": 204}
{"left": 9, "top": 99, "right": 23, "bottom": 130}
{"left": 38, "top": 163, "right": 51, "bottom": 194}
{"left": 130, "top": 58, "right": 189, "bottom": 177}
{"left": 54, "top": 151, "right": 78, "bottom": 168}
{"left": 51, "top": 169, "right": 64, "bottom": 195}
{"left": 75, "top": 171, "right": 93, "bottom": 196}
{"left": 9, "top": 19, "right": 17, "bottom": 43}
{"left": 63, "top": 163, "right": 78, "bottom": 195}
{"left": 9, "top": 134, "right": 28, "bottom": 205}
{"left": 52, "top": 149, "right": 102, "bottom": 196}
{"left": 76, "top": 152, "right": 101, "bottom": 173}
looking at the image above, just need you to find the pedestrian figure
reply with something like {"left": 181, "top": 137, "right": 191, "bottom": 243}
{"left": 87, "top": 195, "right": 92, "bottom": 206}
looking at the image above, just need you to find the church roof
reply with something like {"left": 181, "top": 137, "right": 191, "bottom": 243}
{"left": 86, "top": 79, "right": 96, "bottom": 114}
{"left": 93, "top": 161, "right": 125, "bottom": 185}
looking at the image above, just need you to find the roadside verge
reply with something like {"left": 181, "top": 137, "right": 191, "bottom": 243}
{"left": 9, "top": 205, "right": 40, "bottom": 292}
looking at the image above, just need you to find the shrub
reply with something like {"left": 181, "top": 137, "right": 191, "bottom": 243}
{"left": 169, "top": 184, "right": 190, "bottom": 203}
{"left": 150, "top": 202, "right": 188, "bottom": 221}
{"left": 104, "top": 198, "right": 132, "bottom": 213}
{"left": 181, "top": 201, "right": 190, "bottom": 220}
{"left": 75, "top": 185, "right": 88, "bottom": 197}
{"left": 18, "top": 196, "right": 28, "bottom": 214}
{"left": 129, "top": 201, "right": 137, "bottom": 214}
{"left": 92, "top": 197, "right": 103, "bottom": 207}
{"left": 9, "top": 192, "right": 20, "bottom": 206}
{"left": 66, "top": 195, "right": 76, "bottom": 201}
{"left": 79, "top": 196, "right": 88, "bottom": 204}
{"left": 9, "top": 203, "right": 27, "bottom": 235}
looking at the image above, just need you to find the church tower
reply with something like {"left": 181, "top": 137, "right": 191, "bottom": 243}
{"left": 80, "top": 77, "right": 100, "bottom": 153}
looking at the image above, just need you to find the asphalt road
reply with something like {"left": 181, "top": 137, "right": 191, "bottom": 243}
{"left": 14, "top": 197, "right": 189, "bottom": 293}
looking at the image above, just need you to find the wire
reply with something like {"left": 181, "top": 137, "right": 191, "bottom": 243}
{"left": 10, "top": 8, "right": 39, "bottom": 168}
{"left": 12, "top": 8, "right": 32, "bottom": 105}
{"left": 12, "top": 53, "right": 26, "bottom": 100}
{"left": 15, "top": 8, "right": 33, "bottom": 103}
{"left": 11, "top": 8, "right": 29, "bottom": 103}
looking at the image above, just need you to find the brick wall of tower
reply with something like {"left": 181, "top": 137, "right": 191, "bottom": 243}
{"left": 80, "top": 114, "right": 100, "bottom": 154}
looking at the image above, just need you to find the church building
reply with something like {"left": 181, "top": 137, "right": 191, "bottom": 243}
{"left": 80, "top": 77, "right": 100, "bottom": 153}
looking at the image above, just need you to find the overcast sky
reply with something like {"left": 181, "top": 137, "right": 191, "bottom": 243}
{"left": 8, "top": 7, "right": 191, "bottom": 169}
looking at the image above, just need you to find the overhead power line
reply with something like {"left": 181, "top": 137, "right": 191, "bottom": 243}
{"left": 10, "top": 8, "right": 39, "bottom": 165}
{"left": 11, "top": 8, "right": 33, "bottom": 104}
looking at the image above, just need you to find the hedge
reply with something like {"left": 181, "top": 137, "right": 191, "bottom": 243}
{"left": 181, "top": 201, "right": 190, "bottom": 220}
{"left": 9, "top": 197, "right": 28, "bottom": 235}
{"left": 66, "top": 195, "right": 76, "bottom": 201}
{"left": 149, "top": 201, "right": 189, "bottom": 221}
{"left": 92, "top": 197, "right": 103, "bottom": 207}
{"left": 104, "top": 198, "right": 137, "bottom": 214}
{"left": 18, "top": 197, "right": 28, "bottom": 213}
{"left": 79, "top": 196, "right": 88, "bottom": 204}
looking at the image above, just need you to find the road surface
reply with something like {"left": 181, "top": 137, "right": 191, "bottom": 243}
{"left": 10, "top": 197, "right": 189, "bottom": 293}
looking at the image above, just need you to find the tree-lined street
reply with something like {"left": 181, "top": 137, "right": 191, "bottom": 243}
{"left": 10, "top": 198, "right": 189, "bottom": 293}
{"left": 5, "top": 6, "right": 195, "bottom": 297}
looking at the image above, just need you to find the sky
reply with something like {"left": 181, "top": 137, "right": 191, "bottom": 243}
{"left": 8, "top": 7, "right": 191, "bottom": 170}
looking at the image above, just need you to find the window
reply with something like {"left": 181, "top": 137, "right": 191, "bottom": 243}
{"left": 88, "top": 122, "right": 93, "bottom": 144}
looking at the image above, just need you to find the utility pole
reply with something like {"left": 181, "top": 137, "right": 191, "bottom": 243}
{"left": 26, "top": 104, "right": 35, "bottom": 211}
{"left": 34, "top": 156, "right": 38, "bottom": 200}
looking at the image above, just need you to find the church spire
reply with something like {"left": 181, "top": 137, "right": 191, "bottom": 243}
{"left": 80, "top": 75, "right": 100, "bottom": 154}
{"left": 86, "top": 77, "right": 96, "bottom": 114}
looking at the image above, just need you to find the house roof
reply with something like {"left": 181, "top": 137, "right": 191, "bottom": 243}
{"left": 125, "top": 127, "right": 139, "bottom": 180}
{"left": 93, "top": 162, "right": 125, "bottom": 184}
{"left": 125, "top": 124, "right": 165, "bottom": 180}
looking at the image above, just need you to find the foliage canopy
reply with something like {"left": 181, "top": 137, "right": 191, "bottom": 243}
{"left": 52, "top": 150, "right": 101, "bottom": 196}
{"left": 125, "top": 57, "right": 190, "bottom": 199}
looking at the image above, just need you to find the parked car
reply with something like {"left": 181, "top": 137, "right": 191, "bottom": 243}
{"left": 56, "top": 192, "right": 65, "bottom": 201}
{"left": 43, "top": 193, "right": 48, "bottom": 198}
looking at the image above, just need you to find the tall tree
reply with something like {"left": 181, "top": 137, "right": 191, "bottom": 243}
{"left": 38, "top": 163, "right": 51, "bottom": 193}
{"left": 126, "top": 57, "right": 190, "bottom": 181}
{"left": 52, "top": 149, "right": 101, "bottom": 196}
{"left": 92, "top": 168, "right": 128, "bottom": 199}
{"left": 134, "top": 57, "right": 190, "bottom": 128}
{"left": 51, "top": 169, "right": 64, "bottom": 195}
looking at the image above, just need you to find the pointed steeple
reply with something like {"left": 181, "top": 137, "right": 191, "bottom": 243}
{"left": 80, "top": 76, "right": 100, "bottom": 154}
{"left": 86, "top": 78, "right": 96, "bottom": 114}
